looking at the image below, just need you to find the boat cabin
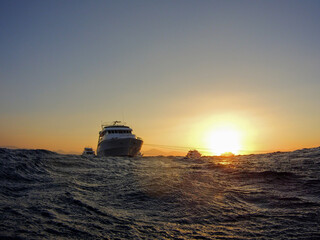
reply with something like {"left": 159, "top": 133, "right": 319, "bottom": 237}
{"left": 98, "top": 125, "right": 135, "bottom": 142}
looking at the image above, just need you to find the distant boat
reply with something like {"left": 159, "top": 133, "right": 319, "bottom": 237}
{"left": 97, "top": 121, "right": 143, "bottom": 157}
{"left": 81, "top": 147, "right": 95, "bottom": 156}
{"left": 185, "top": 150, "right": 202, "bottom": 159}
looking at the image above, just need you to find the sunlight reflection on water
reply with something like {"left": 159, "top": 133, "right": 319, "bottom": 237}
{"left": 0, "top": 148, "right": 319, "bottom": 239}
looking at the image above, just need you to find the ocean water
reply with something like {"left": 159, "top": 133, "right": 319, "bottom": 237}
{"left": 0, "top": 148, "right": 319, "bottom": 239}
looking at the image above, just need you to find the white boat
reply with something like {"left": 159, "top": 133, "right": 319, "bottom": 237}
{"left": 82, "top": 147, "right": 95, "bottom": 156}
{"left": 185, "top": 150, "right": 202, "bottom": 159}
{"left": 97, "top": 121, "right": 143, "bottom": 157}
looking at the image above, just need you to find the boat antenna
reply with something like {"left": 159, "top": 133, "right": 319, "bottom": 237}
{"left": 113, "top": 120, "right": 121, "bottom": 125}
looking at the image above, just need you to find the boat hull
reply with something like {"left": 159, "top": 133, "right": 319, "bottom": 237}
{"left": 97, "top": 138, "right": 143, "bottom": 157}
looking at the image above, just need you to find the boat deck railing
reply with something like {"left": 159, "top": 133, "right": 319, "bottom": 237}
{"left": 101, "top": 121, "right": 128, "bottom": 129}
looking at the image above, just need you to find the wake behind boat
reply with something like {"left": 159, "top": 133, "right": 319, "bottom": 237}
{"left": 97, "top": 121, "right": 143, "bottom": 157}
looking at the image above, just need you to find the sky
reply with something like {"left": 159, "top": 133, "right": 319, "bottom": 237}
{"left": 1, "top": 0, "right": 320, "bottom": 155}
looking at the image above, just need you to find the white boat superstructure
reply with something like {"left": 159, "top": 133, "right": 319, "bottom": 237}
{"left": 82, "top": 147, "right": 95, "bottom": 156}
{"left": 185, "top": 150, "right": 202, "bottom": 159}
{"left": 98, "top": 123, "right": 136, "bottom": 141}
{"left": 97, "top": 121, "right": 143, "bottom": 157}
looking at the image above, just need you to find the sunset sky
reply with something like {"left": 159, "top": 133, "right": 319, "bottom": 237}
{"left": 1, "top": 0, "right": 320, "bottom": 155}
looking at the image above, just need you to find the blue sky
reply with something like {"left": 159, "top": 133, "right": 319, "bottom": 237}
{"left": 1, "top": 0, "right": 320, "bottom": 153}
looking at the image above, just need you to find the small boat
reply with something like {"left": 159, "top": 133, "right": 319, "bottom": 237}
{"left": 185, "top": 150, "right": 202, "bottom": 159}
{"left": 81, "top": 147, "right": 95, "bottom": 156}
{"left": 97, "top": 121, "right": 143, "bottom": 157}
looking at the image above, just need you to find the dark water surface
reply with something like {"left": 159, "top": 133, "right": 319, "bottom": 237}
{"left": 1, "top": 147, "right": 319, "bottom": 239}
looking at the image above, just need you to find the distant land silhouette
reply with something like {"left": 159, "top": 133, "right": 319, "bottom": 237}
{"left": 142, "top": 148, "right": 185, "bottom": 156}
{"left": 55, "top": 150, "right": 80, "bottom": 155}
{"left": 0, "top": 145, "right": 18, "bottom": 149}
{"left": 0, "top": 146, "right": 79, "bottom": 155}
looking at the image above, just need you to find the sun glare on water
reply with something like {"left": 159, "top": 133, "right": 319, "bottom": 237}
{"left": 206, "top": 127, "right": 242, "bottom": 156}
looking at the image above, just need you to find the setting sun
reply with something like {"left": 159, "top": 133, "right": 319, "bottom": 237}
{"left": 206, "top": 127, "right": 242, "bottom": 156}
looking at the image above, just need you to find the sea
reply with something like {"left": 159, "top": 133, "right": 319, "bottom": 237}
{"left": 0, "top": 147, "right": 319, "bottom": 239}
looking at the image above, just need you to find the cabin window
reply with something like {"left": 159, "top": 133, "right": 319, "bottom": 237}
{"left": 106, "top": 130, "right": 133, "bottom": 134}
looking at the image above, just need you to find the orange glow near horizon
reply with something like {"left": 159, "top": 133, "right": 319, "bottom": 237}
{"left": 205, "top": 126, "right": 242, "bottom": 156}
{"left": 186, "top": 114, "right": 250, "bottom": 156}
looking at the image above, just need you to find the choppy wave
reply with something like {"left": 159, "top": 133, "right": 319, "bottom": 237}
{"left": 0, "top": 147, "right": 320, "bottom": 239}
